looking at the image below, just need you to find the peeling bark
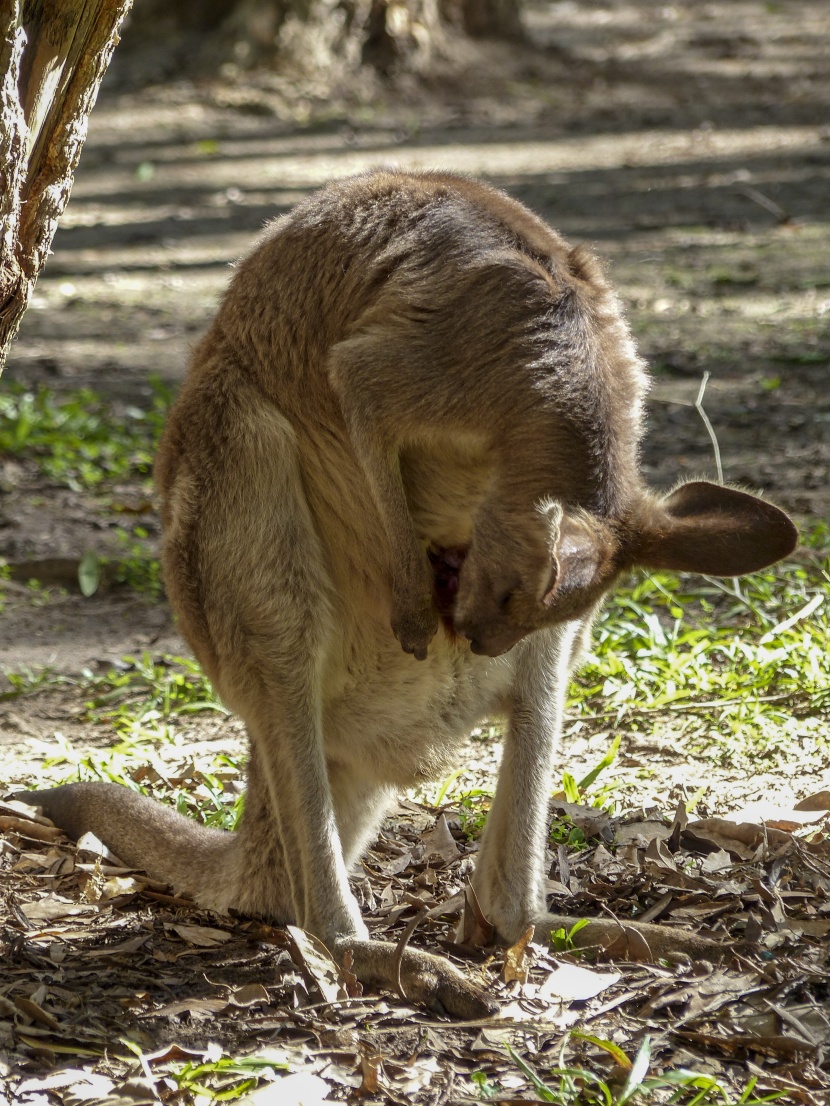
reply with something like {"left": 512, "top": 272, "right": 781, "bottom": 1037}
{"left": 0, "top": 0, "right": 132, "bottom": 374}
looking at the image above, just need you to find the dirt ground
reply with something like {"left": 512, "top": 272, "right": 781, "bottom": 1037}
{"left": 1, "top": 1, "right": 830, "bottom": 1101}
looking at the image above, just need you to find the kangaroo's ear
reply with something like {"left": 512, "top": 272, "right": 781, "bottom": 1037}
{"left": 543, "top": 512, "right": 616, "bottom": 606}
{"left": 631, "top": 481, "right": 798, "bottom": 577}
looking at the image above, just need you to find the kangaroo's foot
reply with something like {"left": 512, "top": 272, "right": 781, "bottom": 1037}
{"left": 535, "top": 911, "right": 731, "bottom": 964}
{"left": 335, "top": 937, "right": 497, "bottom": 1019}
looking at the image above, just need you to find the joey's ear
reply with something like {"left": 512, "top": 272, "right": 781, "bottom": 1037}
{"left": 632, "top": 481, "right": 798, "bottom": 577}
{"left": 543, "top": 513, "right": 615, "bottom": 606}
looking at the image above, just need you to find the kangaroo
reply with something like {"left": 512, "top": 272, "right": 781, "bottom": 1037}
{"left": 15, "top": 170, "right": 797, "bottom": 1017}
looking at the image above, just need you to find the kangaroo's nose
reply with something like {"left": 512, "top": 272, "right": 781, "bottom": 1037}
{"left": 454, "top": 618, "right": 491, "bottom": 656}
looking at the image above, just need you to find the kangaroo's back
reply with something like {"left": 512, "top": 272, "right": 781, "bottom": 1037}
{"left": 154, "top": 169, "right": 654, "bottom": 679}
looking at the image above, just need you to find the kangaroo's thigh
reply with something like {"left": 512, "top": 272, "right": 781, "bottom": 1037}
{"left": 174, "top": 401, "right": 368, "bottom": 942}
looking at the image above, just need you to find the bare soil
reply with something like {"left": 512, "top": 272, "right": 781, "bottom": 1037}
{"left": 1, "top": 2, "right": 829, "bottom": 1102}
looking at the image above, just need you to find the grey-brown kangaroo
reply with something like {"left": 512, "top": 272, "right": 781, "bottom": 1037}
{"left": 16, "top": 171, "right": 797, "bottom": 1017}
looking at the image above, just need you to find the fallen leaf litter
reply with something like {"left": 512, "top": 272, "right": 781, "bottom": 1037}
{"left": 2, "top": 788, "right": 829, "bottom": 1103}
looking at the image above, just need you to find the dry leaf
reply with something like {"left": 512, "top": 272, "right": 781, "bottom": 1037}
{"left": 16, "top": 1069, "right": 117, "bottom": 1101}
{"left": 14, "top": 995, "right": 60, "bottom": 1029}
{"left": 151, "top": 996, "right": 228, "bottom": 1018}
{"left": 470, "top": 1026, "right": 513, "bottom": 1052}
{"left": 421, "top": 814, "right": 460, "bottom": 864}
{"left": 538, "top": 961, "right": 621, "bottom": 1002}
{"left": 239, "top": 1072, "right": 335, "bottom": 1105}
{"left": 170, "top": 923, "right": 233, "bottom": 947}
{"left": 601, "top": 925, "right": 654, "bottom": 961}
{"left": 19, "top": 895, "right": 98, "bottom": 925}
{"left": 359, "top": 1051, "right": 380, "bottom": 1095}
{"left": 644, "top": 836, "right": 677, "bottom": 874}
{"left": 0, "top": 799, "right": 56, "bottom": 826}
{"left": 502, "top": 925, "right": 535, "bottom": 984}
{"left": 730, "top": 801, "right": 830, "bottom": 831}
{"left": 285, "top": 925, "right": 342, "bottom": 1003}
{"left": 668, "top": 798, "right": 689, "bottom": 850}
{"left": 92, "top": 934, "right": 149, "bottom": 957}
{"left": 386, "top": 1054, "right": 441, "bottom": 1093}
{"left": 700, "top": 847, "right": 735, "bottom": 873}
{"left": 337, "top": 948, "right": 363, "bottom": 999}
{"left": 456, "top": 880, "right": 495, "bottom": 947}
{"left": 795, "top": 791, "right": 830, "bottom": 812}
{"left": 684, "top": 819, "right": 762, "bottom": 859}
{"left": 783, "top": 919, "right": 830, "bottom": 939}
{"left": 87, "top": 1076, "right": 159, "bottom": 1105}
{"left": 550, "top": 800, "right": 611, "bottom": 840}
{"left": 99, "top": 875, "right": 144, "bottom": 900}
{"left": 76, "top": 831, "right": 126, "bottom": 864}
{"left": 615, "top": 821, "right": 672, "bottom": 848}
{"left": 0, "top": 814, "right": 63, "bottom": 842}
{"left": 229, "top": 983, "right": 271, "bottom": 1008}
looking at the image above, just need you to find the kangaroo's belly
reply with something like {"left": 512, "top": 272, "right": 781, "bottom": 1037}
{"left": 322, "top": 619, "right": 514, "bottom": 788}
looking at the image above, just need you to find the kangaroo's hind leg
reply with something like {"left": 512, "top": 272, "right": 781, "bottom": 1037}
{"left": 195, "top": 400, "right": 494, "bottom": 1015}
{"left": 189, "top": 401, "right": 369, "bottom": 942}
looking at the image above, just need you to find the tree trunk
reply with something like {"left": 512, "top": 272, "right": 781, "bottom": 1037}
{"left": 112, "top": 0, "right": 524, "bottom": 84}
{"left": 0, "top": 0, "right": 132, "bottom": 375}
{"left": 460, "top": 0, "right": 523, "bottom": 41}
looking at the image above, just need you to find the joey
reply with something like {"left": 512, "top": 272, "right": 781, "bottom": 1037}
{"left": 13, "top": 170, "right": 798, "bottom": 1016}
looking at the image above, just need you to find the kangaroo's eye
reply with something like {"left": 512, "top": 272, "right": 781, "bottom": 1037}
{"left": 498, "top": 589, "right": 514, "bottom": 611}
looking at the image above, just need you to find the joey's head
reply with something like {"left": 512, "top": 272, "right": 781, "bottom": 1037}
{"left": 453, "top": 502, "right": 621, "bottom": 657}
{"left": 453, "top": 482, "right": 798, "bottom": 659}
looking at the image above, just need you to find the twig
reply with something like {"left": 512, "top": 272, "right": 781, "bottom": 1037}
{"left": 694, "top": 372, "right": 758, "bottom": 606}
{"left": 392, "top": 890, "right": 469, "bottom": 1001}
{"left": 571, "top": 691, "right": 794, "bottom": 723}
{"left": 393, "top": 904, "right": 430, "bottom": 1004}
{"left": 698, "top": 573, "right": 765, "bottom": 618}
{"left": 430, "top": 1069, "right": 456, "bottom": 1106}
{"left": 736, "top": 185, "right": 792, "bottom": 224}
{"left": 758, "top": 592, "right": 824, "bottom": 644}
{"left": 694, "top": 371, "right": 723, "bottom": 485}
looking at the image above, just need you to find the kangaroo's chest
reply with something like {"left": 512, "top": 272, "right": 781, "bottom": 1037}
{"left": 300, "top": 425, "right": 508, "bottom": 785}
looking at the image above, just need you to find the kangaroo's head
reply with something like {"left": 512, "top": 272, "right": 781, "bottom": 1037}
{"left": 453, "top": 481, "right": 798, "bottom": 658}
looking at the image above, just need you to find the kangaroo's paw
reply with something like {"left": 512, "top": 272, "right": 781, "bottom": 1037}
{"left": 334, "top": 937, "right": 497, "bottom": 1019}
{"left": 390, "top": 597, "right": 439, "bottom": 660}
{"left": 535, "top": 911, "right": 731, "bottom": 964}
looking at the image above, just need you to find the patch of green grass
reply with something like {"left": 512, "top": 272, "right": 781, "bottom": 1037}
{"left": 110, "top": 526, "right": 163, "bottom": 596}
{"left": 471, "top": 1069, "right": 503, "bottom": 1099}
{"left": 32, "top": 654, "right": 244, "bottom": 831}
{"left": 549, "top": 819, "right": 588, "bottom": 850}
{"left": 494, "top": 1036, "right": 784, "bottom": 1105}
{"left": 456, "top": 787, "right": 493, "bottom": 839}
{"left": 123, "top": 1041, "right": 291, "bottom": 1103}
{"left": 569, "top": 525, "right": 830, "bottom": 763}
{"left": 0, "top": 665, "right": 66, "bottom": 701}
{"left": 22, "top": 578, "right": 69, "bottom": 607}
{"left": 80, "top": 653, "right": 225, "bottom": 732}
{"left": 0, "top": 558, "right": 10, "bottom": 613}
{"left": 432, "top": 725, "right": 623, "bottom": 845}
{"left": 426, "top": 528, "right": 828, "bottom": 840}
{"left": 0, "top": 378, "right": 172, "bottom": 491}
{"left": 78, "top": 530, "right": 163, "bottom": 599}
{"left": 549, "top": 917, "right": 591, "bottom": 955}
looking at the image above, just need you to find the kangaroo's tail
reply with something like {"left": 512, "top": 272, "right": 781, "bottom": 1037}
{"left": 11, "top": 783, "right": 237, "bottom": 914}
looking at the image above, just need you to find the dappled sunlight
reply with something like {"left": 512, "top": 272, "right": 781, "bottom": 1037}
{"left": 2, "top": 2, "right": 829, "bottom": 1101}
